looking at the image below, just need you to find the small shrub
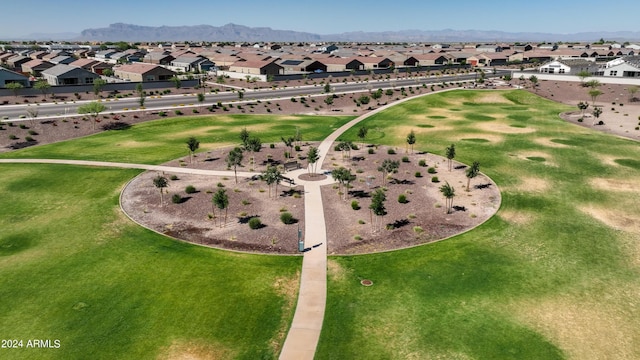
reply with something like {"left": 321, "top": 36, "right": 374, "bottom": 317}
{"left": 174, "top": 110, "right": 183, "bottom": 115}
{"left": 171, "top": 194, "right": 182, "bottom": 204}
{"left": 368, "top": 148, "right": 375, "bottom": 154}
{"left": 25, "top": 136, "right": 34, "bottom": 142}
{"left": 185, "top": 185, "right": 196, "bottom": 194}
{"left": 418, "top": 159, "right": 427, "bottom": 167}
{"left": 427, "top": 167, "right": 437, "bottom": 174}
{"left": 280, "top": 212, "right": 295, "bottom": 224}
{"left": 415, "top": 171, "right": 422, "bottom": 178}
{"left": 413, "top": 226, "right": 424, "bottom": 233}
{"left": 387, "top": 148, "right": 396, "bottom": 155}
{"left": 358, "top": 219, "right": 365, "bottom": 224}
{"left": 402, "top": 156, "right": 409, "bottom": 163}
{"left": 431, "top": 176, "right": 439, "bottom": 183}
{"left": 8, "top": 134, "right": 17, "bottom": 140}
{"left": 159, "top": 111, "right": 167, "bottom": 117}
{"left": 217, "top": 182, "right": 225, "bottom": 188}
{"left": 248, "top": 217, "right": 262, "bottom": 229}
{"left": 353, "top": 235, "right": 362, "bottom": 241}
{"left": 351, "top": 200, "right": 360, "bottom": 210}
{"left": 398, "top": 194, "right": 408, "bottom": 203}
{"left": 19, "top": 124, "right": 28, "bottom": 129}
{"left": 407, "top": 213, "right": 416, "bottom": 219}
{"left": 169, "top": 175, "right": 179, "bottom": 181}
{"left": 294, "top": 145, "right": 301, "bottom": 151}
{"left": 269, "top": 143, "right": 275, "bottom": 148}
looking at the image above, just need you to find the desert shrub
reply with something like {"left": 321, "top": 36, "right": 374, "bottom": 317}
{"left": 295, "top": 145, "right": 301, "bottom": 151}
{"left": 19, "top": 124, "right": 28, "bottom": 129}
{"left": 358, "top": 219, "right": 365, "bottom": 224}
{"left": 368, "top": 148, "right": 375, "bottom": 154}
{"left": 8, "top": 134, "right": 17, "bottom": 140}
{"left": 415, "top": 171, "right": 422, "bottom": 178}
{"left": 102, "top": 121, "right": 131, "bottom": 131}
{"left": 171, "top": 194, "right": 182, "bottom": 204}
{"left": 25, "top": 136, "right": 35, "bottom": 142}
{"left": 402, "top": 156, "right": 409, "bottom": 163}
{"left": 269, "top": 143, "right": 275, "bottom": 148}
{"left": 418, "top": 159, "right": 427, "bottom": 167}
{"left": 354, "top": 235, "right": 362, "bottom": 240}
{"left": 427, "top": 167, "right": 437, "bottom": 174}
{"left": 351, "top": 200, "right": 360, "bottom": 210}
{"left": 217, "top": 182, "right": 225, "bottom": 188}
{"left": 398, "top": 194, "right": 408, "bottom": 203}
{"left": 174, "top": 110, "right": 183, "bottom": 115}
{"left": 413, "top": 226, "right": 424, "bottom": 233}
{"left": 169, "top": 175, "right": 179, "bottom": 180}
{"left": 431, "top": 176, "right": 440, "bottom": 183}
{"left": 248, "top": 217, "right": 262, "bottom": 229}
{"left": 185, "top": 185, "right": 196, "bottom": 194}
{"left": 387, "top": 148, "right": 396, "bottom": 155}
{"left": 280, "top": 212, "right": 295, "bottom": 224}
{"left": 159, "top": 111, "right": 167, "bottom": 117}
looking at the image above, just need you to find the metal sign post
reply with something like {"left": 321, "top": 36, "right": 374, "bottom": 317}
{"left": 297, "top": 224, "right": 304, "bottom": 252}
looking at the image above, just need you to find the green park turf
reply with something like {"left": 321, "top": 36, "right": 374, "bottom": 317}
{"left": 317, "top": 90, "right": 640, "bottom": 359}
{"left": 1, "top": 92, "right": 640, "bottom": 359}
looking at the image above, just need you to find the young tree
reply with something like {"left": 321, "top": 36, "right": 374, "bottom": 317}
{"left": 226, "top": 147, "right": 244, "bottom": 183}
{"left": 357, "top": 126, "right": 368, "bottom": 148}
{"left": 240, "top": 127, "right": 250, "bottom": 148}
{"left": 577, "top": 70, "right": 591, "bottom": 86}
{"left": 34, "top": 79, "right": 51, "bottom": 99}
{"left": 26, "top": 106, "right": 39, "bottom": 127}
{"left": 445, "top": 143, "right": 456, "bottom": 171}
{"left": 369, "top": 189, "right": 387, "bottom": 232}
{"left": 332, "top": 167, "right": 347, "bottom": 197}
{"left": 439, "top": 182, "right": 456, "bottom": 214}
{"left": 102, "top": 68, "right": 114, "bottom": 77}
{"left": 528, "top": 75, "right": 539, "bottom": 92}
{"left": 238, "top": 90, "right": 244, "bottom": 100}
{"left": 77, "top": 101, "right": 107, "bottom": 130}
{"left": 261, "top": 166, "right": 281, "bottom": 198}
{"left": 170, "top": 75, "right": 182, "bottom": 89}
{"left": 136, "top": 83, "right": 146, "bottom": 107}
{"left": 378, "top": 159, "right": 400, "bottom": 185}
{"left": 212, "top": 188, "right": 229, "bottom": 227}
{"left": 324, "top": 95, "right": 334, "bottom": 107}
{"left": 5, "top": 82, "right": 24, "bottom": 98}
{"left": 465, "top": 161, "right": 480, "bottom": 191}
{"left": 503, "top": 73, "right": 512, "bottom": 85}
{"left": 281, "top": 136, "right": 294, "bottom": 158}
{"left": 323, "top": 83, "right": 331, "bottom": 93}
{"left": 337, "top": 141, "right": 353, "bottom": 159}
{"left": 93, "top": 78, "right": 107, "bottom": 98}
{"left": 307, "top": 146, "right": 319, "bottom": 175}
{"left": 371, "top": 89, "right": 383, "bottom": 102}
{"left": 197, "top": 92, "right": 205, "bottom": 108}
{"left": 294, "top": 126, "right": 302, "bottom": 146}
{"left": 592, "top": 107, "right": 603, "bottom": 126}
{"left": 585, "top": 79, "right": 601, "bottom": 89}
{"left": 186, "top": 136, "right": 200, "bottom": 164}
{"left": 628, "top": 85, "right": 639, "bottom": 102}
{"left": 577, "top": 101, "right": 589, "bottom": 118}
{"left": 153, "top": 175, "right": 168, "bottom": 206}
{"left": 406, "top": 130, "right": 416, "bottom": 154}
{"left": 588, "top": 88, "right": 603, "bottom": 106}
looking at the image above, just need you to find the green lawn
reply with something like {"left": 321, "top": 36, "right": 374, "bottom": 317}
{"left": 319, "top": 90, "right": 640, "bottom": 359}
{"left": 0, "top": 164, "right": 300, "bottom": 359}
{"left": 0, "top": 114, "right": 353, "bottom": 164}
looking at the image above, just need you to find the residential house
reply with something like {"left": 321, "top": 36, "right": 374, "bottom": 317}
{"left": 277, "top": 59, "right": 327, "bottom": 73}
{"left": 6, "top": 55, "right": 31, "bottom": 70}
{"left": 600, "top": 56, "right": 640, "bottom": 77}
{"left": 41, "top": 64, "right": 100, "bottom": 85}
{"left": 169, "top": 56, "right": 215, "bottom": 72}
{"left": 538, "top": 59, "right": 598, "bottom": 75}
{"left": 21, "top": 59, "right": 54, "bottom": 76}
{"left": 94, "top": 49, "right": 118, "bottom": 61}
{"left": 476, "top": 44, "right": 503, "bottom": 53}
{"left": 407, "top": 53, "right": 454, "bottom": 66}
{"left": 49, "top": 55, "right": 75, "bottom": 65}
{"left": 356, "top": 57, "right": 393, "bottom": 70}
{"left": 114, "top": 63, "right": 177, "bottom": 82}
{"left": 228, "top": 59, "right": 284, "bottom": 76}
{"left": 319, "top": 57, "right": 364, "bottom": 72}
{"left": 0, "top": 67, "right": 30, "bottom": 87}
{"left": 143, "top": 52, "right": 175, "bottom": 65}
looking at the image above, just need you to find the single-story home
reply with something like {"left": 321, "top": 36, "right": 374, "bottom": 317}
{"left": 169, "top": 56, "right": 215, "bottom": 72}
{"left": 228, "top": 59, "right": 284, "bottom": 76}
{"left": 538, "top": 59, "right": 599, "bottom": 75}
{"left": 114, "top": 63, "right": 177, "bottom": 82}
{"left": 0, "top": 67, "right": 30, "bottom": 87}
{"left": 21, "top": 59, "right": 54, "bottom": 76}
{"left": 143, "top": 52, "right": 175, "bottom": 65}
{"left": 319, "top": 57, "right": 364, "bottom": 72}
{"left": 41, "top": 64, "right": 100, "bottom": 85}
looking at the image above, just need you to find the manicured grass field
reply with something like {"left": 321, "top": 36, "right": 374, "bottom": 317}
{"left": 319, "top": 90, "right": 640, "bottom": 359}
{"left": 0, "top": 114, "right": 353, "bottom": 164}
{"left": 0, "top": 164, "right": 300, "bottom": 359}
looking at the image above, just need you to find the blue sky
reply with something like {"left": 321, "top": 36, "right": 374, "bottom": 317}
{"left": 3, "top": 0, "right": 639, "bottom": 39}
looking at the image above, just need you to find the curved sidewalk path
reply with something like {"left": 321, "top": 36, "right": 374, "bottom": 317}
{"left": 0, "top": 89, "right": 451, "bottom": 359}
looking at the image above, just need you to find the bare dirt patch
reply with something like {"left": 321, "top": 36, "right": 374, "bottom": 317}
{"left": 157, "top": 340, "right": 235, "bottom": 360}
{"left": 533, "top": 137, "right": 571, "bottom": 148}
{"left": 590, "top": 178, "right": 637, "bottom": 192}
{"left": 579, "top": 205, "right": 640, "bottom": 234}
{"left": 476, "top": 122, "right": 537, "bottom": 134}
{"left": 121, "top": 143, "right": 500, "bottom": 255}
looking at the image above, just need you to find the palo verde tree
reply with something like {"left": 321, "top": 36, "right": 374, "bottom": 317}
{"left": 77, "top": 101, "right": 107, "bottom": 130}
{"left": 93, "top": 78, "right": 107, "bottom": 98}
{"left": 323, "top": 83, "right": 331, "bottom": 93}
{"left": 186, "top": 136, "right": 200, "bottom": 164}
{"left": 212, "top": 188, "right": 229, "bottom": 228}
{"left": 588, "top": 88, "right": 603, "bottom": 106}
{"left": 465, "top": 161, "right": 480, "bottom": 191}
{"left": 577, "top": 70, "right": 591, "bottom": 86}
{"left": 378, "top": 159, "right": 400, "bottom": 185}
{"left": 369, "top": 188, "right": 387, "bottom": 233}
{"left": 628, "top": 85, "right": 639, "bottom": 102}
{"left": 445, "top": 143, "right": 456, "bottom": 171}
{"left": 406, "top": 129, "right": 416, "bottom": 154}
{"left": 170, "top": 75, "right": 181, "bottom": 89}
{"left": 324, "top": 95, "right": 334, "bottom": 107}
{"left": 307, "top": 146, "right": 319, "bottom": 175}
{"left": 331, "top": 167, "right": 355, "bottom": 200}
{"left": 226, "top": 147, "right": 244, "bottom": 184}
{"left": 439, "top": 181, "right": 456, "bottom": 214}
{"left": 153, "top": 175, "right": 168, "bottom": 206}
{"left": 26, "top": 106, "right": 39, "bottom": 126}
{"left": 245, "top": 136, "right": 262, "bottom": 162}
{"left": 34, "top": 79, "right": 51, "bottom": 99}
{"left": 585, "top": 79, "right": 601, "bottom": 89}
{"left": 337, "top": 141, "right": 354, "bottom": 159}
{"left": 528, "top": 75, "right": 539, "bottom": 92}
{"left": 5, "top": 82, "right": 24, "bottom": 98}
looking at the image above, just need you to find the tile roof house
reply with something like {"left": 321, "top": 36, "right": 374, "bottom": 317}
{"left": 142, "top": 52, "right": 175, "bottom": 65}
{"left": 114, "top": 63, "right": 177, "bottom": 82}
{"left": 21, "top": 59, "right": 54, "bottom": 76}
{"left": 41, "top": 64, "right": 100, "bottom": 85}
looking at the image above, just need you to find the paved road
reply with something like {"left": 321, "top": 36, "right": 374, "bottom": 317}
{"left": 0, "top": 72, "right": 506, "bottom": 121}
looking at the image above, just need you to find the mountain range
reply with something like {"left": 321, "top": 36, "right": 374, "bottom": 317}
{"left": 24, "top": 23, "right": 640, "bottom": 42}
